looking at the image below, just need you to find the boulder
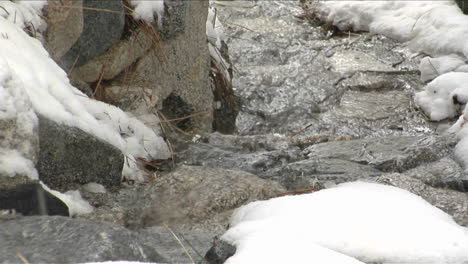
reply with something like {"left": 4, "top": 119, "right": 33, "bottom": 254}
{"left": 37, "top": 115, "right": 124, "bottom": 191}
{"left": 0, "top": 216, "right": 166, "bottom": 263}
{"left": 304, "top": 135, "right": 457, "bottom": 172}
{"left": 60, "top": 0, "right": 125, "bottom": 70}
{"left": 83, "top": 166, "right": 286, "bottom": 232}
{"left": 124, "top": 0, "right": 213, "bottom": 133}
{"left": 70, "top": 26, "right": 155, "bottom": 83}
{"left": 202, "top": 237, "right": 236, "bottom": 264}
{"left": 43, "top": 0, "right": 84, "bottom": 61}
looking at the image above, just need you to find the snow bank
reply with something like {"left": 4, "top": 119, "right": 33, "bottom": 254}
{"left": 130, "top": 0, "right": 164, "bottom": 26}
{"left": 315, "top": 1, "right": 468, "bottom": 58}
{"left": 222, "top": 182, "right": 468, "bottom": 264}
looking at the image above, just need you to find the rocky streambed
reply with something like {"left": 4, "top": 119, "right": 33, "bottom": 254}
{"left": 1, "top": 1, "right": 468, "bottom": 264}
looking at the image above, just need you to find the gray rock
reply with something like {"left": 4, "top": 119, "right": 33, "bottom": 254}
{"left": 84, "top": 166, "right": 285, "bottom": 232}
{"left": 128, "top": 0, "right": 213, "bottom": 133}
{"left": 371, "top": 173, "right": 468, "bottom": 226}
{"left": 60, "top": 0, "right": 125, "bottom": 69}
{"left": 180, "top": 141, "right": 303, "bottom": 180}
{"left": 37, "top": 115, "right": 123, "bottom": 191}
{"left": 179, "top": 133, "right": 457, "bottom": 191}
{"left": 278, "top": 158, "right": 382, "bottom": 190}
{"left": 202, "top": 237, "right": 236, "bottom": 264}
{"left": 403, "top": 157, "right": 468, "bottom": 192}
{"left": 139, "top": 226, "right": 216, "bottom": 263}
{"left": 305, "top": 135, "right": 457, "bottom": 172}
{"left": 43, "top": 0, "right": 84, "bottom": 61}
{"left": 0, "top": 216, "right": 166, "bottom": 263}
{"left": 70, "top": 26, "right": 155, "bottom": 83}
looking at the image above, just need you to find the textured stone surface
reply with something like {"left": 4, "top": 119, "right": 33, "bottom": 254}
{"left": 43, "top": 0, "right": 83, "bottom": 61}
{"left": 215, "top": 1, "right": 429, "bottom": 137}
{"left": 0, "top": 216, "right": 166, "bottom": 263}
{"left": 128, "top": 0, "right": 212, "bottom": 133}
{"left": 84, "top": 166, "right": 285, "bottom": 232}
{"left": 179, "top": 133, "right": 458, "bottom": 191}
{"left": 37, "top": 115, "right": 123, "bottom": 191}
{"left": 305, "top": 135, "right": 457, "bottom": 172}
{"left": 60, "top": 0, "right": 125, "bottom": 70}
{"left": 71, "top": 26, "right": 154, "bottom": 83}
{"left": 203, "top": 237, "right": 236, "bottom": 264}
{"left": 139, "top": 226, "right": 216, "bottom": 263}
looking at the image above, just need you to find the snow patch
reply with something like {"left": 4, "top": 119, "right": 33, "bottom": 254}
{"left": 0, "top": 149, "right": 38, "bottom": 179}
{"left": 130, "top": 0, "right": 164, "bottom": 26}
{"left": 41, "top": 183, "right": 94, "bottom": 216}
{"left": 0, "top": 1, "right": 46, "bottom": 33}
{"left": 222, "top": 182, "right": 468, "bottom": 264}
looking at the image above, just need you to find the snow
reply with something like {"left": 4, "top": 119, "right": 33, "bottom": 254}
{"left": 315, "top": 1, "right": 468, "bottom": 57}
{"left": 0, "top": 149, "right": 38, "bottom": 180}
{"left": 40, "top": 183, "right": 94, "bottom": 216}
{"left": 419, "top": 54, "right": 466, "bottom": 82}
{"left": 130, "top": 0, "right": 164, "bottom": 26}
{"left": 0, "top": 0, "right": 46, "bottom": 34}
{"left": 222, "top": 182, "right": 468, "bottom": 264}
{"left": 207, "top": 5, "right": 225, "bottom": 49}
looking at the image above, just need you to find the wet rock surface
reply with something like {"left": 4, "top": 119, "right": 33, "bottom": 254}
{"left": 0, "top": 216, "right": 166, "bottom": 263}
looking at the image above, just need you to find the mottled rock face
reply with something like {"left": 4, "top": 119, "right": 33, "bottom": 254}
{"left": 83, "top": 165, "right": 285, "bottom": 232}
{"left": 203, "top": 237, "right": 236, "bottom": 264}
{"left": 37, "top": 115, "right": 123, "bottom": 191}
{"left": 43, "top": 0, "right": 84, "bottom": 61}
{"left": 0, "top": 216, "right": 166, "bottom": 263}
{"left": 60, "top": 0, "right": 125, "bottom": 70}
{"left": 129, "top": 0, "right": 213, "bottom": 133}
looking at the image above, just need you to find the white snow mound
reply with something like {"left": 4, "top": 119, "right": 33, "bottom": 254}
{"left": 222, "top": 181, "right": 468, "bottom": 264}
